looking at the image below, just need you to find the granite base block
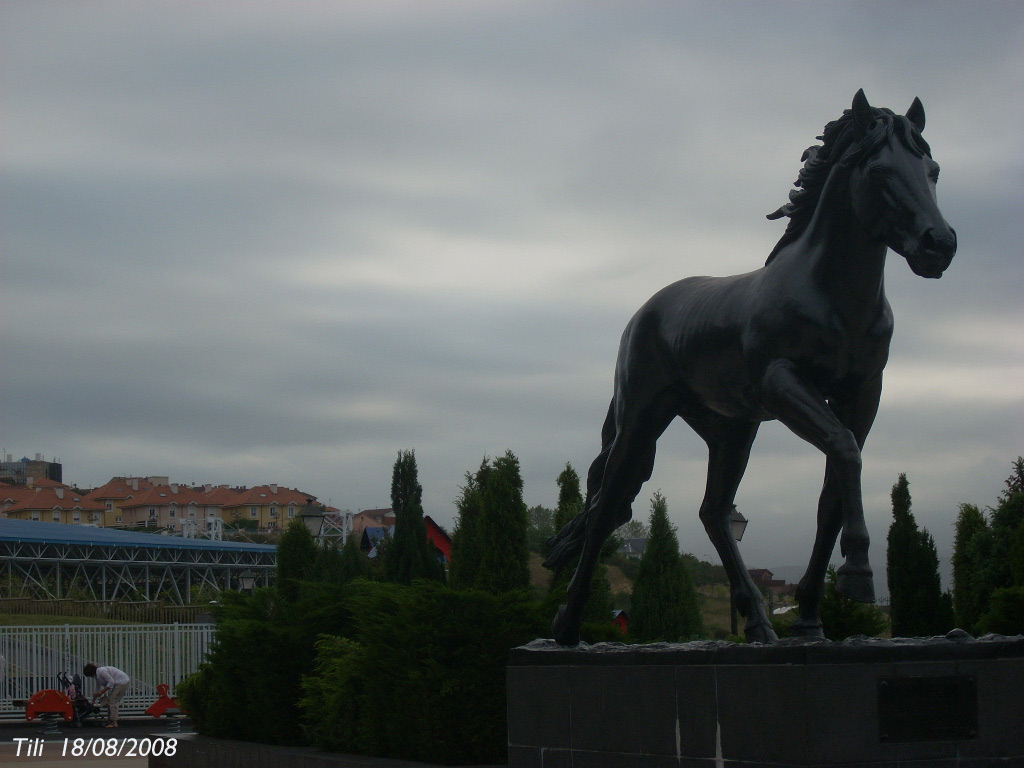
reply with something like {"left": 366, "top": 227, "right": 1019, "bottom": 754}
{"left": 507, "top": 634, "right": 1024, "bottom": 768}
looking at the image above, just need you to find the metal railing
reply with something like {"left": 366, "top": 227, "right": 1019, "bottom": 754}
{"left": 0, "top": 623, "right": 214, "bottom": 722}
{"left": 0, "top": 599, "right": 212, "bottom": 624}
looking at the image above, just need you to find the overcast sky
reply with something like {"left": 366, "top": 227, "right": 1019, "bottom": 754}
{"left": 3, "top": 1, "right": 1021, "bottom": 592}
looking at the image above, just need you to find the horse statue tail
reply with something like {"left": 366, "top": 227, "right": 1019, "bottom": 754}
{"left": 542, "top": 511, "right": 589, "bottom": 570}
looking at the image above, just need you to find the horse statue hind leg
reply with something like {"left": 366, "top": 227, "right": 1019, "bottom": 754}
{"left": 545, "top": 317, "right": 779, "bottom": 645}
{"left": 546, "top": 395, "right": 779, "bottom": 645}
{"left": 684, "top": 412, "right": 778, "bottom": 643}
{"left": 546, "top": 339, "right": 681, "bottom": 646}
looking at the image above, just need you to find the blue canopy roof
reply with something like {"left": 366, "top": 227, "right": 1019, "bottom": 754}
{"left": 362, "top": 525, "right": 395, "bottom": 545}
{"left": 0, "top": 518, "right": 276, "bottom": 552}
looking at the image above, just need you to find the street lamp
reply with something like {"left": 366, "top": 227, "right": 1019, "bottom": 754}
{"left": 299, "top": 498, "right": 325, "bottom": 540}
{"left": 237, "top": 569, "right": 257, "bottom": 594}
{"left": 729, "top": 506, "right": 748, "bottom": 542}
{"left": 729, "top": 505, "right": 748, "bottom": 637}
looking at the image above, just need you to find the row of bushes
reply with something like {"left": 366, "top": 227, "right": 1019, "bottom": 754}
{"left": 177, "top": 579, "right": 552, "bottom": 765}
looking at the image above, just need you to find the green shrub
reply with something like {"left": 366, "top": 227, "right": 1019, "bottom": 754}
{"left": 174, "top": 667, "right": 211, "bottom": 727}
{"left": 302, "top": 580, "right": 547, "bottom": 765}
{"left": 770, "top": 568, "right": 889, "bottom": 641}
{"left": 979, "top": 586, "right": 1024, "bottom": 635}
{"left": 183, "top": 583, "right": 352, "bottom": 744}
{"left": 820, "top": 566, "right": 888, "bottom": 640}
{"left": 189, "top": 575, "right": 550, "bottom": 764}
{"left": 300, "top": 636, "right": 366, "bottom": 753}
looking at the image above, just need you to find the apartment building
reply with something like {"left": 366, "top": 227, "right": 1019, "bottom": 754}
{"left": 0, "top": 483, "right": 105, "bottom": 524}
{"left": 2, "top": 476, "right": 332, "bottom": 534}
{"left": 220, "top": 484, "right": 311, "bottom": 530}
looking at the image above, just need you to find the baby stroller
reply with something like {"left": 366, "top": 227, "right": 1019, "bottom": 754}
{"left": 57, "top": 671, "right": 103, "bottom": 727}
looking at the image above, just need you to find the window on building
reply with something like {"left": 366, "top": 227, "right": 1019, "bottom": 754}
{"left": 268, "top": 521, "right": 276, "bottom": 529}
{"left": 149, "top": 508, "right": 158, "bottom": 520}
{"left": 189, "top": 505, "right": 197, "bottom": 518}
{"left": 250, "top": 507, "right": 259, "bottom": 517}
{"left": 106, "top": 502, "right": 113, "bottom": 510}
{"left": 52, "top": 512, "right": 61, "bottom": 522}
{"left": 116, "top": 515, "right": 123, "bottom": 523}
{"left": 74, "top": 512, "right": 81, "bottom": 523}
{"left": 270, "top": 506, "right": 278, "bottom": 518}
{"left": 169, "top": 508, "right": 177, "bottom": 518}
{"left": 288, "top": 506, "right": 296, "bottom": 518}
{"left": 32, "top": 512, "right": 41, "bottom": 521}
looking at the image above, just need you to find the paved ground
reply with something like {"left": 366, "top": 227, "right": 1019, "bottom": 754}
{"left": 0, "top": 719, "right": 506, "bottom": 768}
{"left": 0, "top": 717, "right": 189, "bottom": 767}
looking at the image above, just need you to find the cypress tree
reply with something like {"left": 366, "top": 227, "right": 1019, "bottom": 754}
{"left": 450, "top": 453, "right": 531, "bottom": 594}
{"left": 972, "top": 458, "right": 1024, "bottom": 634}
{"left": 986, "top": 458, "right": 1024, "bottom": 594}
{"left": 527, "top": 505, "right": 555, "bottom": 553}
{"left": 312, "top": 539, "right": 345, "bottom": 584}
{"left": 887, "top": 473, "right": 916, "bottom": 635}
{"left": 450, "top": 464, "right": 486, "bottom": 589}
{"left": 630, "top": 491, "right": 702, "bottom": 642}
{"left": 886, "top": 473, "right": 952, "bottom": 637}
{"left": 554, "top": 463, "right": 584, "bottom": 531}
{"left": 547, "top": 462, "right": 613, "bottom": 628}
{"left": 384, "top": 449, "right": 444, "bottom": 585}
{"left": 277, "top": 518, "right": 318, "bottom": 600}
{"left": 339, "top": 531, "right": 372, "bottom": 583}
{"left": 952, "top": 503, "right": 990, "bottom": 632}
{"left": 477, "top": 451, "right": 530, "bottom": 593}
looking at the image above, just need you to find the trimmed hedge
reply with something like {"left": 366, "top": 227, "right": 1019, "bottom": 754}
{"left": 177, "top": 582, "right": 352, "bottom": 745}
{"left": 301, "top": 580, "right": 547, "bottom": 765}
{"left": 179, "top": 578, "right": 551, "bottom": 764}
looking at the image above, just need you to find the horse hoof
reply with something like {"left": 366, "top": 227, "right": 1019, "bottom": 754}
{"left": 791, "top": 618, "right": 825, "bottom": 638}
{"left": 552, "top": 605, "right": 581, "bottom": 646}
{"left": 836, "top": 565, "right": 876, "bottom": 603}
{"left": 745, "top": 622, "right": 779, "bottom": 644}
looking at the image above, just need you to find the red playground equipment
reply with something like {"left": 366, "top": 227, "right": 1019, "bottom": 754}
{"left": 145, "top": 683, "right": 182, "bottom": 717}
{"left": 25, "top": 688, "right": 74, "bottom": 722}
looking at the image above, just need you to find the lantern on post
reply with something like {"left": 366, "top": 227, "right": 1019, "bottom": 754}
{"left": 729, "top": 506, "right": 748, "bottom": 542}
{"left": 299, "top": 498, "right": 325, "bottom": 540}
{"left": 729, "top": 505, "right": 748, "bottom": 637}
{"left": 237, "top": 569, "right": 257, "bottom": 594}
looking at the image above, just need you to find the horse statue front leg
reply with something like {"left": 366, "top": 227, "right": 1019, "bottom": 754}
{"left": 761, "top": 359, "right": 876, "bottom": 598}
{"left": 769, "top": 371, "right": 881, "bottom": 635}
{"left": 792, "top": 467, "right": 843, "bottom": 637}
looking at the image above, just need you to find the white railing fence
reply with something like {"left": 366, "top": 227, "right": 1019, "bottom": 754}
{"left": 0, "top": 623, "right": 214, "bottom": 722}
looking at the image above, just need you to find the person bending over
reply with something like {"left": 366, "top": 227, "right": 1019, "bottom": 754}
{"left": 83, "top": 662, "right": 130, "bottom": 728}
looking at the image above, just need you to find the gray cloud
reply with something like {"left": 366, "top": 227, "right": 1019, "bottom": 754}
{"left": 3, "top": 1, "right": 1022, "bottom": 595}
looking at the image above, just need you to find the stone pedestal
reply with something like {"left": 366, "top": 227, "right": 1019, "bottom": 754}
{"left": 507, "top": 634, "right": 1024, "bottom": 768}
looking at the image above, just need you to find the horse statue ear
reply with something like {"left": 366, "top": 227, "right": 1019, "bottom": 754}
{"left": 851, "top": 89, "right": 873, "bottom": 139}
{"left": 906, "top": 97, "right": 926, "bottom": 132}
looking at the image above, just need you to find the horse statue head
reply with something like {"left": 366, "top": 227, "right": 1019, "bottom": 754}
{"left": 768, "top": 89, "right": 957, "bottom": 279}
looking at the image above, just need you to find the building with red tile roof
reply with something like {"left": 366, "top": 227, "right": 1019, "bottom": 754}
{"left": 220, "top": 484, "right": 314, "bottom": 531}
{"left": 351, "top": 508, "right": 396, "bottom": 539}
{"left": 85, "top": 476, "right": 160, "bottom": 525}
{"left": 3, "top": 474, "right": 332, "bottom": 535}
{"left": 0, "top": 481, "right": 41, "bottom": 514}
{"left": 3, "top": 485, "right": 106, "bottom": 524}
{"left": 116, "top": 483, "right": 230, "bottom": 529}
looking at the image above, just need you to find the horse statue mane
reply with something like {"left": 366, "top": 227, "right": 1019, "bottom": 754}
{"left": 764, "top": 100, "right": 933, "bottom": 265}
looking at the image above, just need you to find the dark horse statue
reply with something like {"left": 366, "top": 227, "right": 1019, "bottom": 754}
{"left": 544, "top": 90, "right": 956, "bottom": 645}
